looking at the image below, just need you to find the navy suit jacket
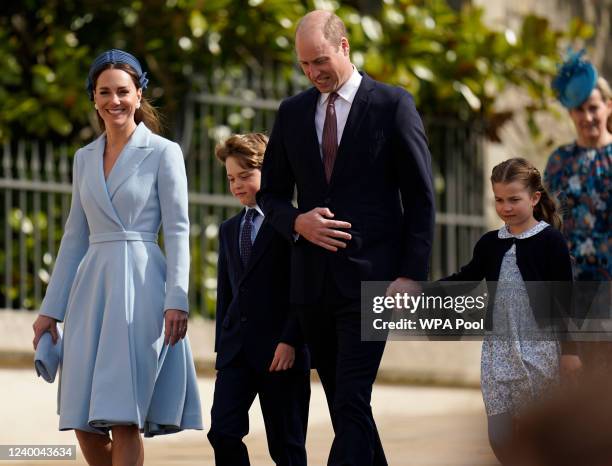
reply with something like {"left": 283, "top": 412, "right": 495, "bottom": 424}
{"left": 214, "top": 210, "right": 308, "bottom": 372}
{"left": 257, "top": 73, "right": 435, "bottom": 304}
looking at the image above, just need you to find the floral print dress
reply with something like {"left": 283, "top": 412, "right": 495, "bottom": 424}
{"left": 480, "top": 221, "right": 560, "bottom": 416}
{"left": 544, "top": 142, "right": 611, "bottom": 281}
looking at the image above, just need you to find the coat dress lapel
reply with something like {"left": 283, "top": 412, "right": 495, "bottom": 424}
{"left": 82, "top": 135, "right": 124, "bottom": 228}
{"left": 106, "top": 122, "right": 154, "bottom": 199}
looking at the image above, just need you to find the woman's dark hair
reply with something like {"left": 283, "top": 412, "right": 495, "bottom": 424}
{"left": 91, "top": 62, "right": 161, "bottom": 134}
{"left": 491, "top": 157, "right": 562, "bottom": 230}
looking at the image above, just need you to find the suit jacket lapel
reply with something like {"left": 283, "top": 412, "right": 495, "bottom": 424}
{"left": 228, "top": 213, "right": 244, "bottom": 276}
{"left": 240, "top": 219, "right": 275, "bottom": 281}
{"left": 82, "top": 135, "right": 124, "bottom": 227}
{"left": 106, "top": 122, "right": 154, "bottom": 199}
{"left": 299, "top": 88, "right": 328, "bottom": 186}
{"left": 329, "top": 73, "right": 374, "bottom": 188}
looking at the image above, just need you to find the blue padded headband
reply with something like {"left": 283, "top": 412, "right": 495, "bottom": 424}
{"left": 86, "top": 49, "right": 149, "bottom": 100}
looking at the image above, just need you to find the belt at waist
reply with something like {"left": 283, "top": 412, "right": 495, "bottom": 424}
{"left": 89, "top": 231, "right": 158, "bottom": 244}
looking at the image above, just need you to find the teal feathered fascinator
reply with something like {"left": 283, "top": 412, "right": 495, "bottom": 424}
{"left": 552, "top": 48, "right": 598, "bottom": 109}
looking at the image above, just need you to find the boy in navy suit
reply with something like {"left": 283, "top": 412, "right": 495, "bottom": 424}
{"left": 208, "top": 133, "right": 310, "bottom": 466}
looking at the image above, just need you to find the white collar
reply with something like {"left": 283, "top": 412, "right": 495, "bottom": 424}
{"left": 245, "top": 204, "right": 264, "bottom": 218}
{"left": 319, "top": 66, "right": 362, "bottom": 106}
{"left": 498, "top": 220, "right": 548, "bottom": 239}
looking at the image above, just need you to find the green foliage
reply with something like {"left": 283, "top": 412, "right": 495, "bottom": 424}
{"left": 0, "top": 0, "right": 594, "bottom": 143}
{"left": 343, "top": 0, "right": 593, "bottom": 139}
{"left": 0, "top": 4, "right": 92, "bottom": 142}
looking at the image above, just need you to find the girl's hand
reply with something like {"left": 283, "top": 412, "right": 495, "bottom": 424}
{"left": 32, "top": 315, "right": 59, "bottom": 350}
{"left": 560, "top": 354, "right": 582, "bottom": 380}
{"left": 164, "top": 309, "right": 188, "bottom": 346}
{"left": 386, "top": 277, "right": 421, "bottom": 298}
{"left": 269, "top": 343, "right": 295, "bottom": 372}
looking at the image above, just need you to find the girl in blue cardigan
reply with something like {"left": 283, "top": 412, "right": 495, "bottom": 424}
{"left": 444, "top": 158, "right": 581, "bottom": 464}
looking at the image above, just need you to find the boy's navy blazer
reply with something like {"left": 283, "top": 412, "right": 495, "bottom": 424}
{"left": 214, "top": 209, "right": 308, "bottom": 372}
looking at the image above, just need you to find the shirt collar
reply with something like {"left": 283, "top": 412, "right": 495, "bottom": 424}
{"left": 498, "top": 220, "right": 548, "bottom": 239}
{"left": 319, "top": 66, "right": 362, "bottom": 106}
{"left": 245, "top": 204, "right": 264, "bottom": 218}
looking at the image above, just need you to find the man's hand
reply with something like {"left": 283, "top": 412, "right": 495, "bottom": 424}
{"left": 386, "top": 277, "right": 422, "bottom": 298}
{"left": 294, "top": 207, "right": 351, "bottom": 252}
{"left": 269, "top": 343, "right": 296, "bottom": 372}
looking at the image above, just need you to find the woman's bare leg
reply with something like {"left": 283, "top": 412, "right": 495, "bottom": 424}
{"left": 111, "top": 425, "right": 143, "bottom": 466}
{"left": 74, "top": 429, "right": 112, "bottom": 466}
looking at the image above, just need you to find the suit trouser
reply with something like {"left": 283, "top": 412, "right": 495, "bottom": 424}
{"left": 298, "top": 275, "right": 387, "bottom": 466}
{"left": 207, "top": 351, "right": 310, "bottom": 466}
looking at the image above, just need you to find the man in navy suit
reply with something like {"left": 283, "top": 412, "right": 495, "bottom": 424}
{"left": 257, "top": 10, "right": 435, "bottom": 466}
{"left": 208, "top": 133, "right": 310, "bottom": 466}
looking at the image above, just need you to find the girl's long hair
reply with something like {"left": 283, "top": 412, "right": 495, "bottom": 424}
{"left": 490, "top": 157, "right": 562, "bottom": 230}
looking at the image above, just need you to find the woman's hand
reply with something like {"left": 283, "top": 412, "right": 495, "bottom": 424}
{"left": 164, "top": 309, "right": 188, "bottom": 346}
{"left": 269, "top": 343, "right": 295, "bottom": 372}
{"left": 32, "top": 315, "right": 59, "bottom": 350}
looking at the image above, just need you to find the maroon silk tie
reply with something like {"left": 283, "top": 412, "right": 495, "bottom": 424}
{"left": 322, "top": 92, "right": 339, "bottom": 183}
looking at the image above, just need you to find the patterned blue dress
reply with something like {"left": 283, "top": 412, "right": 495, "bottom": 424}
{"left": 481, "top": 221, "right": 560, "bottom": 416}
{"left": 544, "top": 142, "right": 611, "bottom": 281}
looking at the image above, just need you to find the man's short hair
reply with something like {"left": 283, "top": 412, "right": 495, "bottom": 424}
{"left": 215, "top": 133, "right": 268, "bottom": 170}
{"left": 322, "top": 13, "right": 347, "bottom": 48}
{"left": 297, "top": 12, "right": 348, "bottom": 49}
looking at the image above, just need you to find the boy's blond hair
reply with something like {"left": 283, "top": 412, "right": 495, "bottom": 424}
{"left": 215, "top": 133, "right": 268, "bottom": 169}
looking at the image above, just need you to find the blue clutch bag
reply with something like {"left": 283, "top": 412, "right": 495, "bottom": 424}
{"left": 34, "top": 326, "right": 63, "bottom": 383}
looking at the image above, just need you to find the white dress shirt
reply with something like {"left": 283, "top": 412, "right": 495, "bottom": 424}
{"left": 315, "top": 67, "right": 363, "bottom": 158}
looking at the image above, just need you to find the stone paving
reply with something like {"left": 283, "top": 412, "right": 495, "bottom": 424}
{"left": 0, "top": 368, "right": 496, "bottom": 466}
{"left": 0, "top": 309, "right": 494, "bottom": 465}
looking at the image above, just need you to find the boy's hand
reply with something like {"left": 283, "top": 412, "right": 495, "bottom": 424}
{"left": 269, "top": 343, "right": 295, "bottom": 372}
{"left": 294, "top": 208, "right": 351, "bottom": 252}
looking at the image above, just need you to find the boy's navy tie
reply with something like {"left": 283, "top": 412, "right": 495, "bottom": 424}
{"left": 240, "top": 209, "right": 258, "bottom": 265}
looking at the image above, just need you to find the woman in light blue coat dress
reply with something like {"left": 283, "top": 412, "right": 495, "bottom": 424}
{"left": 32, "top": 50, "right": 202, "bottom": 465}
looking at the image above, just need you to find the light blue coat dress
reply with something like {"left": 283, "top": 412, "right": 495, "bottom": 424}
{"left": 39, "top": 122, "right": 203, "bottom": 436}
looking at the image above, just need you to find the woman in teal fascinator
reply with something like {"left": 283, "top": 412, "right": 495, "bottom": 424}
{"left": 544, "top": 49, "right": 611, "bottom": 375}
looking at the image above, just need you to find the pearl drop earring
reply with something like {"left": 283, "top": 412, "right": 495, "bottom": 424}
{"left": 94, "top": 104, "right": 99, "bottom": 110}
{"left": 136, "top": 101, "right": 141, "bottom": 109}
